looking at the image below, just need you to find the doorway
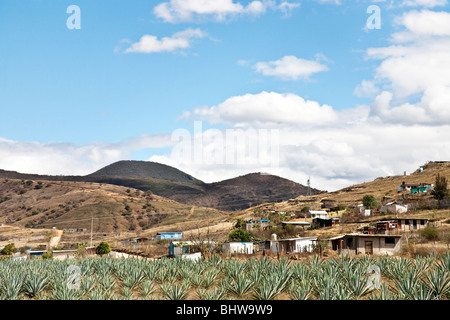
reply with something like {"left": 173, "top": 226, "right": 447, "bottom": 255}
{"left": 365, "top": 241, "right": 373, "bottom": 255}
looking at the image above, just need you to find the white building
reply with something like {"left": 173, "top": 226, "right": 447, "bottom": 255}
{"left": 222, "top": 242, "right": 254, "bottom": 255}
{"left": 380, "top": 202, "right": 408, "bottom": 214}
{"left": 307, "top": 210, "right": 328, "bottom": 219}
{"left": 270, "top": 237, "right": 317, "bottom": 254}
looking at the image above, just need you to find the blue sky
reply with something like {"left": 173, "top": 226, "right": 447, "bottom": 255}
{"left": 1, "top": 0, "right": 450, "bottom": 191}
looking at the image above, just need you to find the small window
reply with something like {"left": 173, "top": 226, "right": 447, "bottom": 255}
{"left": 420, "top": 220, "right": 425, "bottom": 225}
{"left": 385, "top": 238, "right": 395, "bottom": 244}
{"left": 405, "top": 220, "right": 410, "bottom": 225}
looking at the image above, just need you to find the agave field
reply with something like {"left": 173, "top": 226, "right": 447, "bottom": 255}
{"left": 0, "top": 253, "right": 449, "bottom": 300}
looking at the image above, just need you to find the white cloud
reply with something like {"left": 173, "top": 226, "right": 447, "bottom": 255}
{"left": 184, "top": 91, "right": 338, "bottom": 127}
{"left": 153, "top": 0, "right": 300, "bottom": 23}
{"left": 125, "top": 28, "right": 206, "bottom": 53}
{"left": 0, "top": 135, "right": 174, "bottom": 176}
{"left": 400, "top": 0, "right": 447, "bottom": 8}
{"left": 254, "top": 55, "right": 329, "bottom": 80}
{"left": 392, "top": 10, "right": 450, "bottom": 40}
{"left": 363, "top": 10, "right": 450, "bottom": 125}
{"left": 354, "top": 80, "right": 381, "bottom": 98}
{"left": 316, "top": 0, "right": 342, "bottom": 4}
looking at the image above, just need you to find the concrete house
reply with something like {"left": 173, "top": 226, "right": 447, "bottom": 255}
{"left": 397, "top": 182, "right": 434, "bottom": 194}
{"left": 281, "top": 221, "right": 311, "bottom": 229}
{"left": 392, "top": 218, "right": 430, "bottom": 231}
{"left": 269, "top": 236, "right": 317, "bottom": 254}
{"left": 380, "top": 202, "right": 408, "bottom": 214}
{"left": 307, "top": 210, "right": 328, "bottom": 219}
{"left": 155, "top": 232, "right": 182, "bottom": 240}
{"left": 243, "top": 219, "right": 271, "bottom": 231}
{"left": 375, "top": 220, "right": 400, "bottom": 235}
{"left": 170, "top": 240, "right": 216, "bottom": 257}
{"left": 326, "top": 233, "right": 402, "bottom": 256}
{"left": 313, "top": 217, "right": 339, "bottom": 228}
{"left": 222, "top": 242, "right": 254, "bottom": 255}
{"left": 52, "top": 249, "right": 77, "bottom": 261}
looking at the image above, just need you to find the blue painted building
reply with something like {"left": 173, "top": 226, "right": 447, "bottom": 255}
{"left": 157, "top": 232, "right": 182, "bottom": 240}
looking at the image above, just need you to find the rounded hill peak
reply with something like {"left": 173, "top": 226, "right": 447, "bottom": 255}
{"left": 88, "top": 160, "right": 202, "bottom": 184}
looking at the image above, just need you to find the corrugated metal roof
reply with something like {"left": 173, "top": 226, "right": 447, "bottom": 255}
{"left": 275, "top": 236, "right": 318, "bottom": 241}
{"left": 282, "top": 221, "right": 311, "bottom": 225}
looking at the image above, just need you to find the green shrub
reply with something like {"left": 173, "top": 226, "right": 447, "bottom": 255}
{"left": 42, "top": 252, "right": 52, "bottom": 259}
{"left": 420, "top": 226, "right": 440, "bottom": 241}
{"left": 1, "top": 243, "right": 17, "bottom": 255}
{"left": 228, "top": 228, "right": 254, "bottom": 242}
{"left": 95, "top": 241, "right": 111, "bottom": 256}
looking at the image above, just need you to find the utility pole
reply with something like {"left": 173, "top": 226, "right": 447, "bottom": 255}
{"left": 307, "top": 177, "right": 311, "bottom": 196}
{"left": 90, "top": 216, "right": 93, "bottom": 247}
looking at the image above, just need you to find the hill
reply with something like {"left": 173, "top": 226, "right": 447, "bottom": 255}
{"left": 88, "top": 160, "right": 202, "bottom": 184}
{"left": 177, "top": 173, "right": 320, "bottom": 211}
{"left": 0, "top": 178, "right": 229, "bottom": 241}
{"left": 0, "top": 161, "right": 318, "bottom": 211}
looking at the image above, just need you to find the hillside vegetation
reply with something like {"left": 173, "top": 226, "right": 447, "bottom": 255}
{"left": 0, "top": 178, "right": 229, "bottom": 246}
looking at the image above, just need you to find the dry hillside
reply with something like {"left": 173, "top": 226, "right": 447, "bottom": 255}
{"left": 244, "top": 161, "right": 450, "bottom": 214}
{"left": 0, "top": 178, "right": 232, "bottom": 247}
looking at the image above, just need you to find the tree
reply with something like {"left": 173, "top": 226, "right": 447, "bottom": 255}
{"left": 431, "top": 173, "right": 449, "bottom": 200}
{"left": 95, "top": 241, "right": 111, "bottom": 256}
{"left": 362, "top": 194, "right": 378, "bottom": 209}
{"left": 0, "top": 243, "right": 17, "bottom": 255}
{"left": 234, "top": 218, "right": 244, "bottom": 229}
{"left": 228, "top": 228, "right": 254, "bottom": 242}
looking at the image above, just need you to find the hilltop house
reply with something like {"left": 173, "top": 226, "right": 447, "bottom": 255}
{"left": 313, "top": 217, "right": 340, "bottom": 228}
{"left": 380, "top": 202, "right": 408, "bottom": 214}
{"left": 281, "top": 221, "right": 311, "bottom": 229}
{"left": 397, "top": 182, "right": 434, "bottom": 194}
{"left": 307, "top": 210, "right": 328, "bottom": 219}
{"left": 357, "top": 204, "right": 374, "bottom": 217}
{"left": 243, "top": 219, "right": 271, "bottom": 231}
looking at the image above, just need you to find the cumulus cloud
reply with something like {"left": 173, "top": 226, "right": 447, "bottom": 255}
{"left": 153, "top": 0, "right": 300, "bottom": 23}
{"left": 392, "top": 10, "right": 450, "bottom": 41}
{"left": 125, "top": 28, "right": 206, "bottom": 53}
{"left": 183, "top": 91, "right": 338, "bottom": 127}
{"left": 164, "top": 86, "right": 450, "bottom": 191}
{"left": 354, "top": 80, "right": 380, "bottom": 98}
{"left": 254, "top": 55, "right": 329, "bottom": 80}
{"left": 0, "top": 134, "right": 174, "bottom": 176}
{"left": 361, "top": 9, "right": 450, "bottom": 125}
